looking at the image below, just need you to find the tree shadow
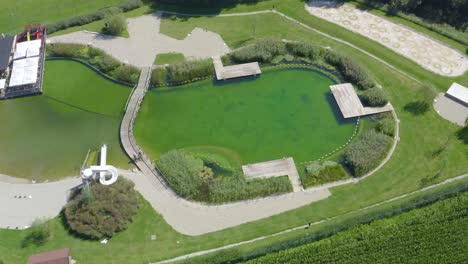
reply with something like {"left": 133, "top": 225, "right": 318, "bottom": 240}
{"left": 456, "top": 126, "right": 468, "bottom": 144}
{"left": 146, "top": 0, "right": 265, "bottom": 16}
{"left": 403, "top": 101, "right": 431, "bottom": 116}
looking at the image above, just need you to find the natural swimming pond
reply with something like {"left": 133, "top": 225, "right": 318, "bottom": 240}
{"left": 0, "top": 60, "right": 130, "bottom": 180}
{"left": 135, "top": 67, "right": 358, "bottom": 165}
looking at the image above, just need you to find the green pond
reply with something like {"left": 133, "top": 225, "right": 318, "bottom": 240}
{"left": 0, "top": 60, "right": 130, "bottom": 180}
{"left": 135, "top": 67, "right": 357, "bottom": 165}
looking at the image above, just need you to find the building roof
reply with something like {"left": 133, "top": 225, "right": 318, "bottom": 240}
{"left": 27, "top": 248, "right": 70, "bottom": 264}
{"left": 0, "top": 36, "right": 14, "bottom": 72}
{"left": 330, "top": 83, "right": 393, "bottom": 118}
{"left": 446, "top": 82, "right": 468, "bottom": 104}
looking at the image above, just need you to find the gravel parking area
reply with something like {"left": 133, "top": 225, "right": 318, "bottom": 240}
{"left": 50, "top": 13, "right": 230, "bottom": 67}
{"left": 306, "top": 1, "right": 468, "bottom": 76}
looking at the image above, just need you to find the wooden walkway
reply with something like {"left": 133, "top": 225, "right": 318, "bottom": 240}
{"left": 120, "top": 67, "right": 170, "bottom": 192}
{"left": 213, "top": 56, "right": 261, "bottom": 80}
{"left": 330, "top": 83, "right": 393, "bottom": 118}
{"left": 242, "top": 157, "right": 303, "bottom": 192}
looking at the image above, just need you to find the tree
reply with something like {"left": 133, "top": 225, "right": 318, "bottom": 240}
{"left": 104, "top": 14, "right": 126, "bottom": 36}
{"left": 21, "top": 219, "right": 51, "bottom": 247}
{"left": 63, "top": 178, "right": 139, "bottom": 239}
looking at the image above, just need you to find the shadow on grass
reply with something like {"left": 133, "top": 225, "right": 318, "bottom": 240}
{"left": 403, "top": 101, "right": 431, "bottom": 115}
{"left": 147, "top": 0, "right": 266, "bottom": 15}
{"left": 456, "top": 126, "right": 468, "bottom": 144}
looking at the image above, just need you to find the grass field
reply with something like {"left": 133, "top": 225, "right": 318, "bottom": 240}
{"left": 135, "top": 68, "right": 357, "bottom": 165}
{"left": 0, "top": 60, "right": 130, "bottom": 180}
{"left": 154, "top": 52, "right": 185, "bottom": 65}
{"left": 0, "top": 0, "right": 127, "bottom": 34}
{"left": 0, "top": 0, "right": 467, "bottom": 263}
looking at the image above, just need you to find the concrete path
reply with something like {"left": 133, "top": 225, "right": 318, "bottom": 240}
{"left": 306, "top": 1, "right": 468, "bottom": 76}
{"left": 433, "top": 93, "right": 468, "bottom": 126}
{"left": 50, "top": 14, "right": 230, "bottom": 67}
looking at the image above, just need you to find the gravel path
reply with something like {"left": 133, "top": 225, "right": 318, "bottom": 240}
{"left": 50, "top": 13, "right": 230, "bottom": 67}
{"left": 306, "top": 1, "right": 468, "bottom": 76}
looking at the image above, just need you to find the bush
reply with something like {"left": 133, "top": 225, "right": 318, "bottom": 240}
{"left": 21, "top": 219, "right": 51, "bottom": 247}
{"left": 95, "top": 55, "right": 121, "bottom": 72}
{"left": 342, "top": 130, "right": 392, "bottom": 176}
{"left": 302, "top": 161, "right": 348, "bottom": 187}
{"left": 46, "top": 0, "right": 143, "bottom": 34}
{"left": 104, "top": 14, "right": 127, "bottom": 36}
{"left": 231, "top": 38, "right": 286, "bottom": 63}
{"left": 359, "top": 88, "right": 389, "bottom": 106}
{"left": 157, "top": 150, "right": 203, "bottom": 198}
{"left": 376, "top": 117, "right": 395, "bottom": 137}
{"left": 115, "top": 64, "right": 140, "bottom": 83}
{"left": 286, "top": 41, "right": 322, "bottom": 60}
{"left": 47, "top": 43, "right": 84, "bottom": 58}
{"left": 63, "top": 178, "right": 139, "bottom": 239}
{"left": 168, "top": 59, "right": 214, "bottom": 83}
{"left": 151, "top": 67, "right": 168, "bottom": 86}
{"left": 325, "top": 51, "right": 374, "bottom": 90}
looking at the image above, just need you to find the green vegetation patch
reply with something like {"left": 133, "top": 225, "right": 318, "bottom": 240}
{"left": 0, "top": 60, "right": 129, "bottom": 180}
{"left": 64, "top": 178, "right": 140, "bottom": 239}
{"left": 135, "top": 68, "right": 357, "bottom": 165}
{"left": 300, "top": 161, "right": 349, "bottom": 187}
{"left": 157, "top": 149, "right": 291, "bottom": 203}
{"left": 243, "top": 191, "right": 468, "bottom": 264}
{"left": 154, "top": 53, "right": 186, "bottom": 65}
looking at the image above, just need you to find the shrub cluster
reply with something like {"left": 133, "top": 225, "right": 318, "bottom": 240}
{"left": 230, "top": 39, "right": 286, "bottom": 63}
{"left": 342, "top": 130, "right": 392, "bottom": 176}
{"left": 151, "top": 67, "right": 168, "bottom": 86}
{"left": 286, "top": 41, "right": 322, "bottom": 61}
{"left": 103, "top": 14, "right": 127, "bottom": 36}
{"left": 359, "top": 88, "right": 389, "bottom": 106}
{"left": 47, "top": 43, "right": 140, "bottom": 84}
{"left": 157, "top": 150, "right": 291, "bottom": 203}
{"left": 63, "top": 178, "right": 140, "bottom": 239}
{"left": 21, "top": 219, "right": 51, "bottom": 247}
{"left": 168, "top": 59, "right": 214, "bottom": 83}
{"left": 302, "top": 161, "right": 348, "bottom": 187}
{"left": 46, "top": 0, "right": 143, "bottom": 34}
{"left": 325, "top": 51, "right": 375, "bottom": 90}
{"left": 376, "top": 115, "right": 395, "bottom": 137}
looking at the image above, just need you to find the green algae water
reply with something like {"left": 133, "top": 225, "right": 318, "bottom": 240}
{"left": 135, "top": 68, "right": 357, "bottom": 165}
{"left": 0, "top": 60, "right": 130, "bottom": 180}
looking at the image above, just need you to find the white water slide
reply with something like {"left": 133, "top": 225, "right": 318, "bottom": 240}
{"left": 81, "top": 144, "right": 119, "bottom": 185}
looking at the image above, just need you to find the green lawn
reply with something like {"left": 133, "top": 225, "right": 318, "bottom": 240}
{"left": 135, "top": 68, "right": 356, "bottom": 165}
{"left": 0, "top": 60, "right": 130, "bottom": 180}
{"left": 1, "top": 0, "right": 468, "bottom": 263}
{"left": 0, "top": 0, "right": 127, "bottom": 34}
{"left": 154, "top": 52, "right": 185, "bottom": 65}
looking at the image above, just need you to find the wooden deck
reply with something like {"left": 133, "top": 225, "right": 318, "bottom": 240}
{"left": 213, "top": 56, "right": 261, "bottom": 80}
{"left": 242, "top": 157, "right": 303, "bottom": 192}
{"left": 330, "top": 83, "right": 393, "bottom": 118}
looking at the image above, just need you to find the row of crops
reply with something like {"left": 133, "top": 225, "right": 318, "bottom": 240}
{"left": 243, "top": 191, "right": 468, "bottom": 264}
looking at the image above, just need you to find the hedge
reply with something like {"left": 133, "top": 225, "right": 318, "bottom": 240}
{"left": 151, "top": 67, "right": 168, "bottom": 86}
{"left": 324, "top": 50, "right": 375, "bottom": 90}
{"left": 230, "top": 39, "right": 286, "bottom": 63}
{"left": 47, "top": 43, "right": 140, "bottom": 84}
{"left": 46, "top": 0, "right": 143, "bottom": 34}
{"left": 342, "top": 130, "right": 392, "bottom": 176}
{"left": 359, "top": 88, "right": 389, "bottom": 106}
{"left": 168, "top": 59, "right": 214, "bottom": 83}
{"left": 286, "top": 41, "right": 322, "bottom": 61}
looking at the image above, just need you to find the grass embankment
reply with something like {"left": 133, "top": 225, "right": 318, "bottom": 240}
{"left": 0, "top": 0, "right": 467, "bottom": 262}
{"left": 0, "top": 60, "right": 130, "bottom": 180}
{"left": 154, "top": 52, "right": 186, "bottom": 65}
{"left": 0, "top": 0, "right": 127, "bottom": 34}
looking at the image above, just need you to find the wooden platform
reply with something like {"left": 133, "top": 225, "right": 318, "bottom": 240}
{"left": 213, "top": 56, "right": 261, "bottom": 80}
{"left": 330, "top": 83, "right": 393, "bottom": 118}
{"left": 242, "top": 157, "right": 303, "bottom": 192}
